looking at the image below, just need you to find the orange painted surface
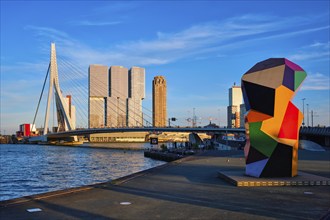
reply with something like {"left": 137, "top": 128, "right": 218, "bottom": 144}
{"left": 261, "top": 85, "right": 293, "bottom": 138}
{"left": 246, "top": 110, "right": 272, "bottom": 123}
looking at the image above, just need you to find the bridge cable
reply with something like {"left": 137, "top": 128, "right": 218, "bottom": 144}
{"left": 57, "top": 56, "right": 151, "bottom": 126}
{"left": 57, "top": 55, "right": 167, "bottom": 128}
{"left": 58, "top": 55, "right": 154, "bottom": 118}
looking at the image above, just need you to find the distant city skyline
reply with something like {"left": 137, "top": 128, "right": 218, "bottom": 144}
{"left": 1, "top": 1, "right": 329, "bottom": 134}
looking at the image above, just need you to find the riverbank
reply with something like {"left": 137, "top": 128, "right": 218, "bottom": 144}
{"left": 0, "top": 144, "right": 165, "bottom": 201}
{"left": 1, "top": 149, "right": 329, "bottom": 219}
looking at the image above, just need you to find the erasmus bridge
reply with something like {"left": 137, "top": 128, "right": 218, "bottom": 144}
{"left": 29, "top": 43, "right": 244, "bottom": 144}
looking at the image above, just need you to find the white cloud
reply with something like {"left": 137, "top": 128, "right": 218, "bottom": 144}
{"left": 24, "top": 25, "right": 69, "bottom": 40}
{"left": 21, "top": 13, "right": 329, "bottom": 70}
{"left": 288, "top": 41, "right": 330, "bottom": 62}
{"left": 309, "top": 41, "right": 330, "bottom": 49}
{"left": 289, "top": 51, "right": 330, "bottom": 61}
{"left": 1, "top": 61, "right": 48, "bottom": 76}
{"left": 301, "top": 73, "right": 330, "bottom": 90}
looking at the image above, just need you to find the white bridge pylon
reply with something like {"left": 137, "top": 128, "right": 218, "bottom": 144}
{"left": 43, "top": 43, "right": 73, "bottom": 135}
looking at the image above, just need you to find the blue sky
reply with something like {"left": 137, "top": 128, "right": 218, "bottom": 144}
{"left": 1, "top": 1, "right": 329, "bottom": 134}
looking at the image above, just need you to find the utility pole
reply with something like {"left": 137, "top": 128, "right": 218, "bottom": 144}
{"left": 218, "top": 108, "right": 221, "bottom": 127}
{"left": 306, "top": 104, "right": 309, "bottom": 127}
{"left": 302, "top": 98, "right": 306, "bottom": 126}
{"left": 311, "top": 110, "right": 319, "bottom": 127}
{"left": 193, "top": 108, "right": 196, "bottom": 128}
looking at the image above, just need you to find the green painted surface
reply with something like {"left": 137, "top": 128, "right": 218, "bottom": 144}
{"left": 249, "top": 122, "right": 277, "bottom": 157}
{"left": 294, "top": 71, "right": 307, "bottom": 90}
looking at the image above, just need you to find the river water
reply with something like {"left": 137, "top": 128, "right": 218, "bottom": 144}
{"left": 0, "top": 143, "right": 166, "bottom": 201}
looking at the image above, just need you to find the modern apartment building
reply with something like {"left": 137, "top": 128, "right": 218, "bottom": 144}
{"left": 153, "top": 76, "right": 167, "bottom": 127}
{"left": 88, "top": 65, "right": 145, "bottom": 128}
{"left": 128, "top": 67, "right": 145, "bottom": 127}
{"left": 88, "top": 64, "right": 108, "bottom": 128}
{"left": 108, "top": 66, "right": 129, "bottom": 127}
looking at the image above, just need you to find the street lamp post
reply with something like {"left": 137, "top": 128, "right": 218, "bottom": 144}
{"left": 302, "top": 98, "right": 306, "bottom": 126}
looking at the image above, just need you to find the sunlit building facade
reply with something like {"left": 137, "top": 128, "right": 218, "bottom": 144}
{"left": 108, "top": 66, "right": 129, "bottom": 127}
{"left": 88, "top": 65, "right": 108, "bottom": 128}
{"left": 227, "top": 84, "right": 243, "bottom": 128}
{"left": 128, "top": 67, "right": 145, "bottom": 127}
{"left": 153, "top": 76, "right": 167, "bottom": 127}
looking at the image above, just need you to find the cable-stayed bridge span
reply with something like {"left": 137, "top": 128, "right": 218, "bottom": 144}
{"left": 29, "top": 43, "right": 245, "bottom": 144}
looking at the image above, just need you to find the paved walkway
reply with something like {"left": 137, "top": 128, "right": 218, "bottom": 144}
{"left": 1, "top": 150, "right": 329, "bottom": 220}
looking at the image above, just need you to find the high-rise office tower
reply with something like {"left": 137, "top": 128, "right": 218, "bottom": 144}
{"left": 229, "top": 84, "right": 243, "bottom": 106}
{"left": 227, "top": 84, "right": 243, "bottom": 128}
{"left": 88, "top": 65, "right": 108, "bottom": 128}
{"left": 153, "top": 76, "right": 167, "bottom": 127}
{"left": 108, "top": 66, "right": 129, "bottom": 127}
{"left": 128, "top": 67, "right": 145, "bottom": 127}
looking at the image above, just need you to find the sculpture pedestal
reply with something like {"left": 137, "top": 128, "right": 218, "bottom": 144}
{"left": 218, "top": 170, "right": 330, "bottom": 187}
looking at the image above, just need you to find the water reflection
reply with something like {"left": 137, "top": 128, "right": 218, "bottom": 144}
{"left": 0, "top": 144, "right": 165, "bottom": 201}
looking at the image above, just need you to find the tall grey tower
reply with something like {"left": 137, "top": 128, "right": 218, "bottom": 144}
{"left": 88, "top": 64, "right": 108, "bottom": 128}
{"left": 128, "top": 67, "right": 145, "bottom": 127}
{"left": 108, "top": 66, "right": 129, "bottom": 127}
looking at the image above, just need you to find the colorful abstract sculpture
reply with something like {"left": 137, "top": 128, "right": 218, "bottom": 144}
{"left": 241, "top": 58, "right": 307, "bottom": 177}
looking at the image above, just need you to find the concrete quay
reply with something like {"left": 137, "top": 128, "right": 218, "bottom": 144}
{"left": 1, "top": 150, "right": 329, "bottom": 220}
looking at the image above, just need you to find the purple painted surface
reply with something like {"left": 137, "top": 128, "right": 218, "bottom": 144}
{"left": 285, "top": 59, "right": 303, "bottom": 71}
{"left": 246, "top": 158, "right": 268, "bottom": 177}
{"left": 283, "top": 66, "right": 295, "bottom": 91}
